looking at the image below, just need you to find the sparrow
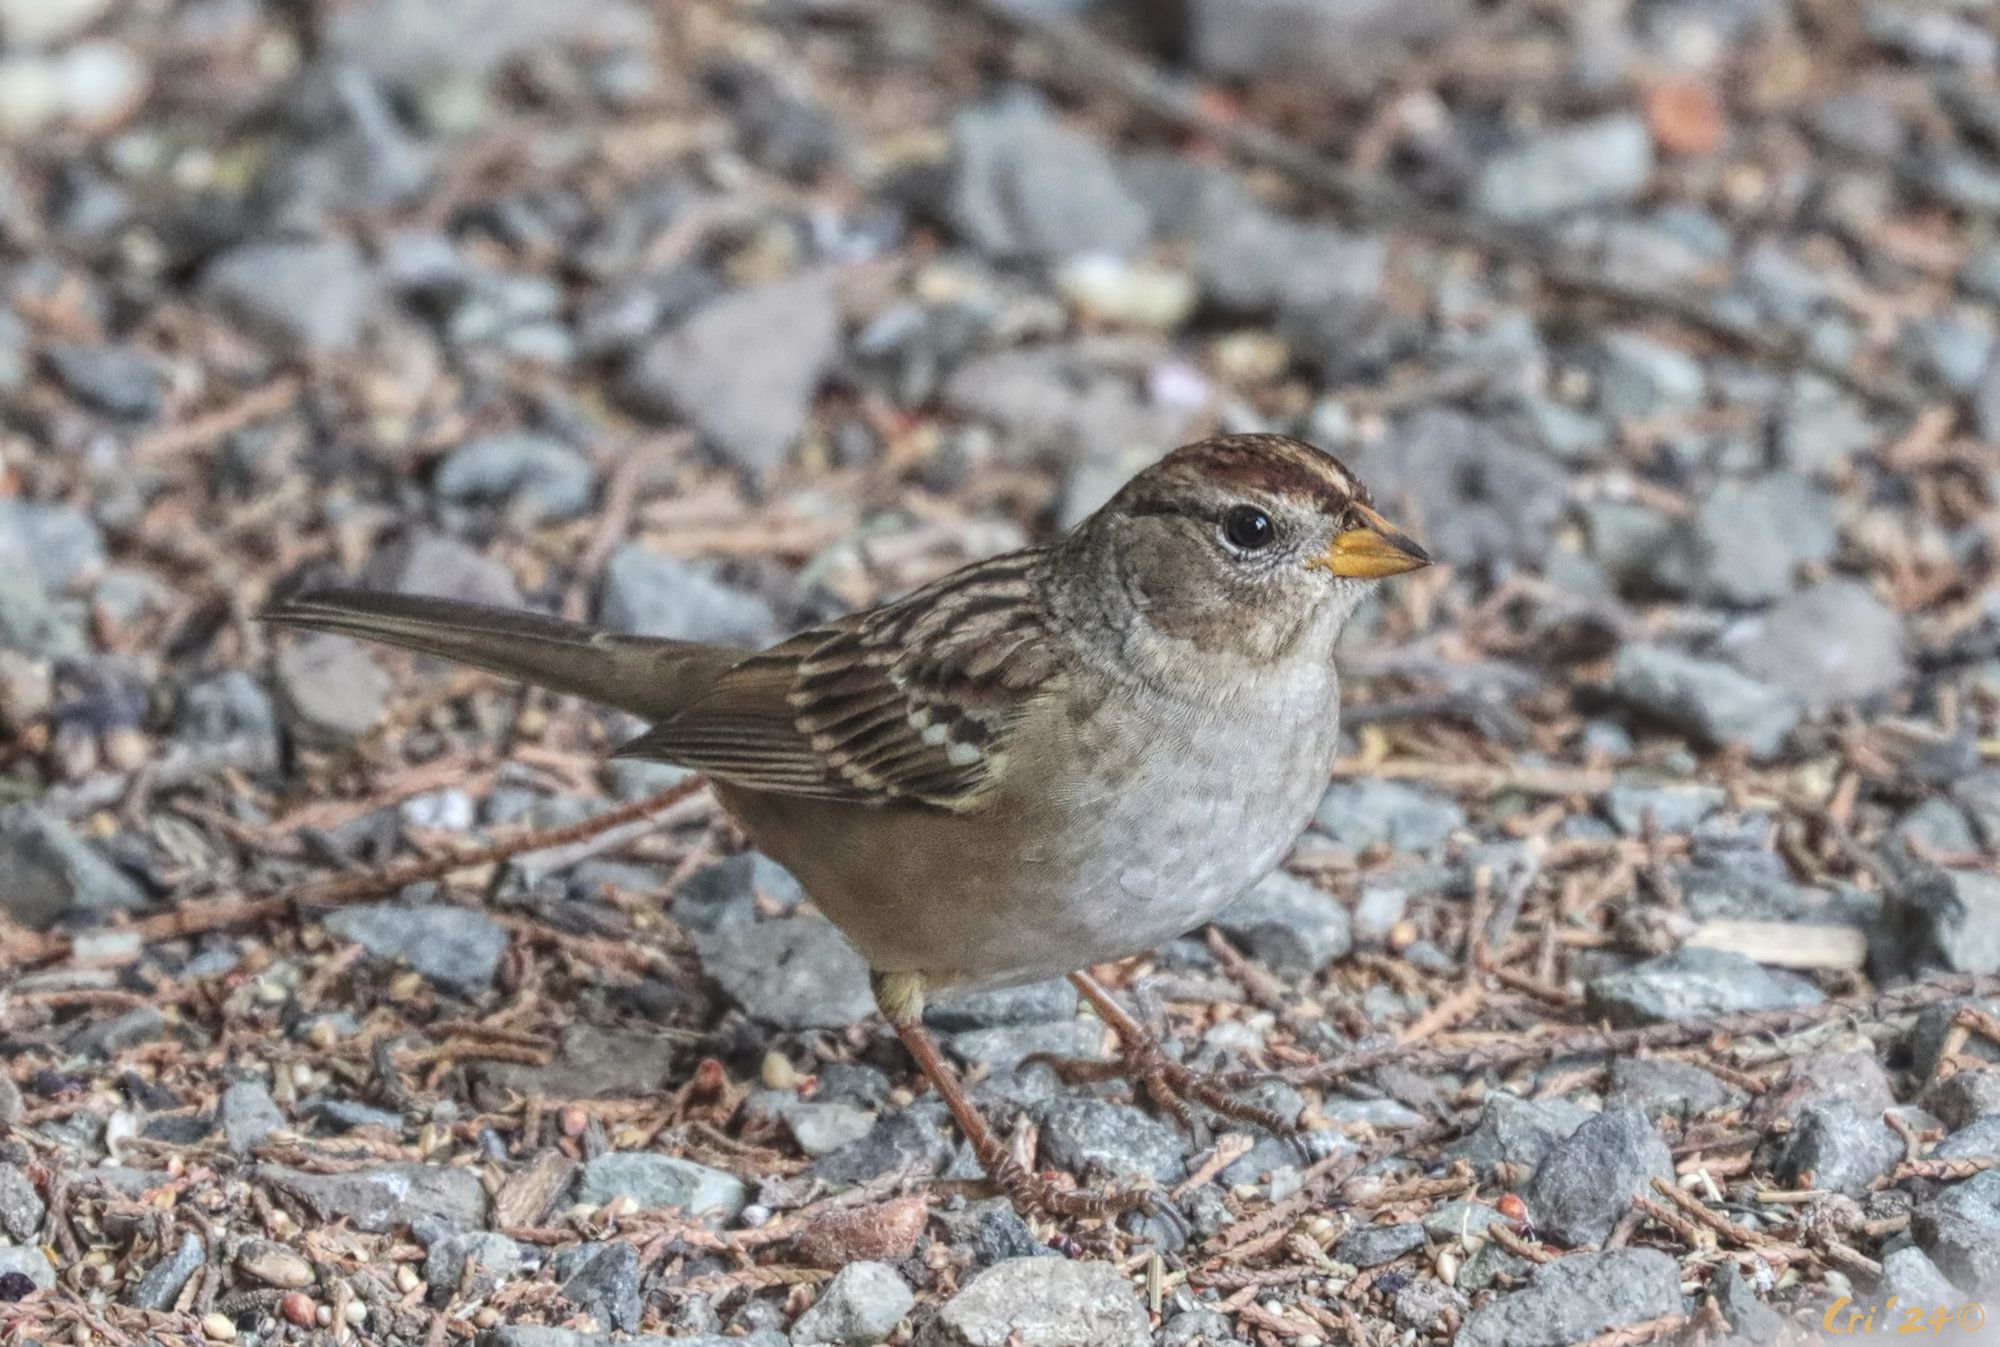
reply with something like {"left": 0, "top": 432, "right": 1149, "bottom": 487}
{"left": 263, "top": 433, "right": 1431, "bottom": 1217}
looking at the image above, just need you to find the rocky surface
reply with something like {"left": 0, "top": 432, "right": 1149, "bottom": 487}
{"left": 2, "top": 0, "right": 1998, "bottom": 1343}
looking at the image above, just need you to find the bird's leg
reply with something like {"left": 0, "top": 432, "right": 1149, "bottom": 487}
{"left": 873, "top": 972, "right": 1154, "bottom": 1222}
{"left": 1066, "top": 970, "right": 1303, "bottom": 1145}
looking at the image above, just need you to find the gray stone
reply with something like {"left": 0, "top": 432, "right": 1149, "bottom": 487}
{"left": 264, "top": 1163, "right": 487, "bottom": 1233}
{"left": 1774, "top": 1100, "right": 1902, "bottom": 1197}
{"left": 201, "top": 237, "right": 377, "bottom": 354}
{"left": 0, "top": 499, "right": 105, "bottom": 590}
{"left": 1602, "top": 783, "right": 1725, "bottom": 836}
{"left": 809, "top": 1102, "right": 955, "bottom": 1186}
{"left": 434, "top": 433, "right": 596, "bottom": 521}
{"left": 1313, "top": 779, "right": 1465, "bottom": 854}
{"left": 790, "top": 1260, "right": 913, "bottom": 1345}
{"left": 697, "top": 915, "right": 872, "bottom": 1031}
{"left": 1897, "top": 799, "right": 1979, "bottom": 857}
{"left": 274, "top": 633, "right": 392, "bottom": 741}
{"left": 0, "top": 803, "right": 148, "bottom": 930}
{"left": 1443, "top": 1093, "right": 1594, "bottom": 1178}
{"left": 620, "top": 271, "right": 841, "bottom": 476}
{"left": 128, "top": 1232, "right": 203, "bottom": 1312}
{"left": 1525, "top": 1104, "right": 1675, "bottom": 1246}
{"left": 944, "top": 94, "right": 1149, "bottom": 263}
{"left": 1871, "top": 1246, "right": 1969, "bottom": 1313}
{"left": 1779, "top": 377, "right": 1878, "bottom": 473}
{"left": 368, "top": 532, "right": 522, "bottom": 610}
{"left": 559, "top": 1241, "right": 640, "bottom": 1333}
{"left": 1934, "top": 1113, "right": 2000, "bottom": 1163}
{"left": 1181, "top": 0, "right": 1466, "bottom": 86}
{"left": 1343, "top": 410, "right": 1569, "bottom": 571}
{"left": 928, "top": 1199, "right": 1044, "bottom": 1272}
{"left": 176, "top": 670, "right": 279, "bottom": 747}
{"left": 708, "top": 61, "right": 849, "bottom": 183}
{"left": 1754, "top": 1049, "right": 1898, "bottom": 1129}
{"left": 0, "top": 1164, "right": 43, "bottom": 1241}
{"left": 42, "top": 341, "right": 163, "bottom": 419}
{"left": 914, "top": 1256, "right": 1149, "bottom": 1347}
{"left": 1334, "top": 1221, "right": 1426, "bottom": 1268}
{"left": 951, "top": 1020, "right": 1104, "bottom": 1076}
{"left": 473, "top": 1023, "right": 681, "bottom": 1105}
{"left": 1608, "top": 1058, "right": 1736, "bottom": 1121}
{"left": 1954, "top": 770, "right": 2000, "bottom": 851}
{"left": 1472, "top": 116, "right": 1655, "bottom": 223}
{"left": 1914, "top": 1169, "right": 2000, "bottom": 1295}
{"left": 1593, "top": 331, "right": 1706, "bottom": 423}
{"left": 1154, "top": 1307, "right": 1241, "bottom": 1347}
{"left": 1583, "top": 500, "right": 1677, "bottom": 595}
{"left": 597, "top": 544, "right": 776, "bottom": 647}
{"left": 1879, "top": 868, "right": 2000, "bottom": 979}
{"left": 1658, "top": 474, "right": 1840, "bottom": 606}
{"left": 323, "top": 903, "right": 508, "bottom": 994}
{"left": 1904, "top": 311, "right": 1996, "bottom": 393}
{"left": 1194, "top": 211, "right": 1383, "bottom": 315}
{"left": 308, "top": 1097, "right": 405, "bottom": 1133}
{"left": 0, "top": 1246, "right": 55, "bottom": 1295}
{"left": 572, "top": 1153, "right": 746, "bottom": 1221}
{"left": 1209, "top": 871, "right": 1353, "bottom": 977}
{"left": 219, "top": 1080, "right": 286, "bottom": 1154}
{"left": 671, "top": 851, "right": 803, "bottom": 935}
{"left": 1608, "top": 644, "right": 1801, "bottom": 760}
{"left": 1718, "top": 580, "right": 1908, "bottom": 709}
{"left": 327, "top": 0, "right": 652, "bottom": 86}
{"left": 927, "top": 979, "right": 1078, "bottom": 1031}
{"left": 785, "top": 1103, "right": 877, "bottom": 1159}
{"left": 0, "top": 1074, "right": 18, "bottom": 1125}
{"left": 424, "top": 1231, "right": 520, "bottom": 1305}
{"left": 71, "top": 1006, "right": 165, "bottom": 1056}
{"left": 0, "top": 569, "right": 83, "bottom": 660}
{"left": 1033, "top": 1097, "right": 1183, "bottom": 1185}
{"left": 1456, "top": 1249, "right": 1683, "bottom": 1347}
{"left": 1710, "top": 1260, "right": 1785, "bottom": 1341}
{"left": 1925, "top": 1070, "right": 2000, "bottom": 1131}
{"left": 1586, "top": 948, "right": 1823, "bottom": 1027}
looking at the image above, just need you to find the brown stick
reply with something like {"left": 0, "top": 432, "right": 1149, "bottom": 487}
{"left": 1260, "top": 972, "right": 2000, "bottom": 1089}
{"left": 0, "top": 778, "right": 710, "bottom": 970}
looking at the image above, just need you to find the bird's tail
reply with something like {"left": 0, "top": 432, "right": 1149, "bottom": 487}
{"left": 261, "top": 589, "right": 741, "bottom": 723}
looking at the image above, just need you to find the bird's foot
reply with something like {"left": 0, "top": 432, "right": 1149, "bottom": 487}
{"left": 1060, "top": 970, "right": 1309, "bottom": 1157}
{"left": 1127, "top": 1038, "right": 1300, "bottom": 1143}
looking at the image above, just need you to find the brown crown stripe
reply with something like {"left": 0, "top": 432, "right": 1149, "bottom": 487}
{"left": 1160, "top": 434, "right": 1364, "bottom": 508}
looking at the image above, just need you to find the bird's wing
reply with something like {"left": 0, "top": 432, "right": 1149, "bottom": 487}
{"left": 616, "top": 549, "right": 1063, "bottom": 810}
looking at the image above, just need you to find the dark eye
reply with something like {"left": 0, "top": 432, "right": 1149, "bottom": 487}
{"left": 1220, "top": 505, "right": 1274, "bottom": 552}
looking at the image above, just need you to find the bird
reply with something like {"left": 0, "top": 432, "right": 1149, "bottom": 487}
{"left": 263, "top": 432, "right": 1431, "bottom": 1218}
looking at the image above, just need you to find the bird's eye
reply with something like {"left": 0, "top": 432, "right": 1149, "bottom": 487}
{"left": 1220, "top": 505, "right": 1275, "bottom": 552}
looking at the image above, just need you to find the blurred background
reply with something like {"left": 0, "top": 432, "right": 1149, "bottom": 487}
{"left": 2, "top": 0, "right": 2000, "bottom": 1338}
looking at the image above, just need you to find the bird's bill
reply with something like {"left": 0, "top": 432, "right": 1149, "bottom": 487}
{"left": 1311, "top": 504, "right": 1432, "bottom": 579}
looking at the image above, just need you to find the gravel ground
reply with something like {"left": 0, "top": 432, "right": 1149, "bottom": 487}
{"left": 3, "top": 1, "right": 2000, "bottom": 1344}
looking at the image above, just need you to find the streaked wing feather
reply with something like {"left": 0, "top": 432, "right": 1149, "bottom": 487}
{"left": 615, "top": 551, "right": 1060, "bottom": 809}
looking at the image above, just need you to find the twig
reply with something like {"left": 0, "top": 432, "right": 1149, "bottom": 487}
{"left": 0, "top": 778, "right": 709, "bottom": 970}
{"left": 130, "top": 376, "right": 302, "bottom": 463}
{"left": 1260, "top": 972, "right": 2000, "bottom": 1088}
{"left": 1875, "top": 1156, "right": 1996, "bottom": 1189}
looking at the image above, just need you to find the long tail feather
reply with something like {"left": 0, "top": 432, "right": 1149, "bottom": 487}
{"left": 261, "top": 589, "right": 741, "bottom": 723}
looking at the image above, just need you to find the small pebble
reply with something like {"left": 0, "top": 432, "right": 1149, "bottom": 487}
{"left": 200, "top": 1313, "right": 236, "bottom": 1342}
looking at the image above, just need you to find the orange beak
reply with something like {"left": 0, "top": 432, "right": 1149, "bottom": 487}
{"left": 1310, "top": 504, "right": 1431, "bottom": 579}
